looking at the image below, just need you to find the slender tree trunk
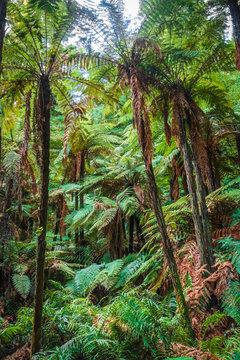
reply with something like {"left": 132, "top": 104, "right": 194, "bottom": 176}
{"left": 0, "top": 0, "right": 7, "bottom": 73}
{"left": 145, "top": 163, "right": 194, "bottom": 340}
{"left": 31, "top": 75, "right": 51, "bottom": 356}
{"left": 176, "top": 102, "right": 208, "bottom": 268}
{"left": 186, "top": 112, "right": 214, "bottom": 271}
{"left": 129, "top": 215, "right": 134, "bottom": 253}
{"left": 228, "top": 0, "right": 240, "bottom": 70}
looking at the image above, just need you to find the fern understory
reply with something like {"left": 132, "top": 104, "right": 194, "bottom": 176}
{"left": 1, "top": 180, "right": 240, "bottom": 360}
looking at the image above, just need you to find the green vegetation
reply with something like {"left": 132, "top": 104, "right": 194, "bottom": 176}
{"left": 0, "top": 0, "right": 240, "bottom": 359}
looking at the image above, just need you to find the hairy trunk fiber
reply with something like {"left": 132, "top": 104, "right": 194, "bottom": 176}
{"left": 129, "top": 215, "right": 134, "bottom": 253}
{"left": 170, "top": 155, "right": 180, "bottom": 201}
{"left": 228, "top": 0, "right": 240, "bottom": 70}
{"left": 190, "top": 145, "right": 214, "bottom": 270}
{"left": 31, "top": 75, "right": 51, "bottom": 356}
{"left": 0, "top": 0, "right": 7, "bottom": 73}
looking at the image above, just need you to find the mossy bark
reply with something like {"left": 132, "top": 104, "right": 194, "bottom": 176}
{"left": 31, "top": 75, "right": 51, "bottom": 356}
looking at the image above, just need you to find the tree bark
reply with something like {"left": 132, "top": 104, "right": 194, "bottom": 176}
{"left": 176, "top": 101, "right": 208, "bottom": 268}
{"left": 31, "top": 75, "right": 51, "bottom": 356}
{"left": 190, "top": 143, "right": 214, "bottom": 270}
{"left": 228, "top": 0, "right": 240, "bottom": 70}
{"left": 186, "top": 111, "right": 214, "bottom": 271}
{"left": 0, "top": 0, "right": 7, "bottom": 73}
{"left": 145, "top": 163, "right": 194, "bottom": 341}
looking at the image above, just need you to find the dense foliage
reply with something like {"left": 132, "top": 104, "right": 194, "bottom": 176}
{"left": 0, "top": 0, "right": 240, "bottom": 359}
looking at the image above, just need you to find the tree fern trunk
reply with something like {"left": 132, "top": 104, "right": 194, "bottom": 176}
{"left": 129, "top": 71, "right": 194, "bottom": 340}
{"left": 176, "top": 103, "right": 208, "bottom": 268}
{"left": 0, "top": 0, "right": 7, "bottom": 73}
{"left": 145, "top": 163, "right": 195, "bottom": 341}
{"left": 190, "top": 144, "right": 214, "bottom": 271}
{"left": 186, "top": 111, "right": 214, "bottom": 271}
{"left": 228, "top": 0, "right": 240, "bottom": 70}
{"left": 31, "top": 75, "right": 51, "bottom": 356}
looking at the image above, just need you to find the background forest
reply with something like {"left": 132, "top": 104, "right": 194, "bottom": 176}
{"left": 0, "top": 0, "right": 240, "bottom": 359}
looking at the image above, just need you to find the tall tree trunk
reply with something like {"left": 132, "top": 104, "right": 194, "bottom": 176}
{"left": 31, "top": 75, "right": 51, "bottom": 356}
{"left": 228, "top": 0, "right": 240, "bottom": 70}
{"left": 145, "top": 163, "right": 194, "bottom": 340}
{"left": 0, "top": 0, "right": 7, "bottom": 73}
{"left": 186, "top": 112, "right": 214, "bottom": 271}
{"left": 129, "top": 215, "right": 134, "bottom": 253}
{"left": 175, "top": 100, "right": 208, "bottom": 269}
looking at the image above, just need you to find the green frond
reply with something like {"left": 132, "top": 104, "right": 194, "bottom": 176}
{"left": 2, "top": 150, "right": 20, "bottom": 178}
{"left": 12, "top": 274, "right": 31, "bottom": 299}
